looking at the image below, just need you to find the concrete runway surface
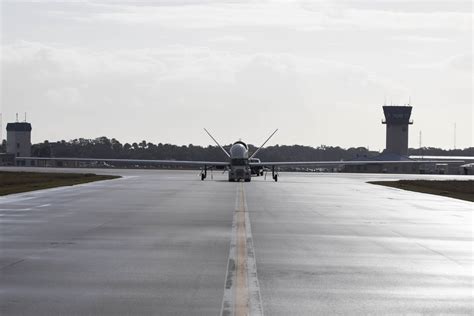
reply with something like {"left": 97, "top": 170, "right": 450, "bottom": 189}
{"left": 1, "top": 168, "right": 473, "bottom": 315}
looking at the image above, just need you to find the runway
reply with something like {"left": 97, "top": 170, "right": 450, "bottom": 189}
{"left": 1, "top": 168, "right": 472, "bottom": 315}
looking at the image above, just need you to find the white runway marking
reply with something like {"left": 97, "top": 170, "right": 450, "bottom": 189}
{"left": 0, "top": 219, "right": 47, "bottom": 224}
{"left": 221, "top": 183, "right": 263, "bottom": 316}
{"left": 0, "top": 196, "right": 37, "bottom": 203}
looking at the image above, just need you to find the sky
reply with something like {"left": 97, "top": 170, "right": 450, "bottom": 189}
{"left": 1, "top": 0, "right": 472, "bottom": 150}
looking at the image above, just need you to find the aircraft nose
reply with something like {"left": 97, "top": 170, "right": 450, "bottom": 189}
{"left": 230, "top": 143, "right": 248, "bottom": 159}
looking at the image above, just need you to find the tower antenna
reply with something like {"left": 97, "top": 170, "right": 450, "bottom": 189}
{"left": 419, "top": 130, "right": 422, "bottom": 148}
{"left": 24, "top": 112, "right": 27, "bottom": 122}
{"left": 16, "top": 113, "right": 19, "bottom": 122}
{"left": 454, "top": 123, "right": 456, "bottom": 150}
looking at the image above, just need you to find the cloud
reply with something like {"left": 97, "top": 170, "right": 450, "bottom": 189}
{"left": 448, "top": 53, "right": 473, "bottom": 72}
{"left": 40, "top": 1, "right": 471, "bottom": 32}
{"left": 207, "top": 35, "right": 246, "bottom": 44}
{"left": 302, "top": 0, "right": 472, "bottom": 14}
{"left": 390, "top": 35, "right": 452, "bottom": 43}
{"left": 408, "top": 53, "right": 473, "bottom": 72}
{"left": 2, "top": 40, "right": 398, "bottom": 92}
{"left": 2, "top": 40, "right": 405, "bottom": 145}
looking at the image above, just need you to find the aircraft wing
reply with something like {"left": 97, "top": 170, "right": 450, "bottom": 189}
{"left": 16, "top": 157, "right": 230, "bottom": 167}
{"left": 249, "top": 160, "right": 464, "bottom": 167}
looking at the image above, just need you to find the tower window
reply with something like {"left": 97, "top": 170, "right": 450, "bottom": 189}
{"left": 17, "top": 143, "right": 20, "bottom": 149}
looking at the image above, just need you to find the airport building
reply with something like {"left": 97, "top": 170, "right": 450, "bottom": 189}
{"left": 343, "top": 105, "right": 419, "bottom": 174}
{"left": 382, "top": 105, "right": 413, "bottom": 156}
{"left": 7, "top": 122, "right": 32, "bottom": 157}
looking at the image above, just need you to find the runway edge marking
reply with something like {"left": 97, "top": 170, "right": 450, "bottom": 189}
{"left": 220, "top": 183, "right": 263, "bottom": 316}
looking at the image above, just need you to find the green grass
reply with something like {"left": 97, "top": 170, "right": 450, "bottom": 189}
{"left": 0, "top": 171, "right": 120, "bottom": 196}
{"left": 369, "top": 180, "right": 474, "bottom": 202}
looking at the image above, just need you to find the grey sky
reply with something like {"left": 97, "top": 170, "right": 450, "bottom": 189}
{"left": 1, "top": 0, "right": 472, "bottom": 150}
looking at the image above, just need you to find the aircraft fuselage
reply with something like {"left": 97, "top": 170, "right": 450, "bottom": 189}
{"left": 228, "top": 141, "right": 252, "bottom": 182}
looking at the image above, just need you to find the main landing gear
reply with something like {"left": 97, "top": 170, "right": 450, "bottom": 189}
{"left": 200, "top": 166, "right": 207, "bottom": 181}
{"left": 272, "top": 166, "right": 278, "bottom": 182}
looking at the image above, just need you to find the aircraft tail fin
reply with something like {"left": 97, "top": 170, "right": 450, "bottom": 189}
{"left": 250, "top": 129, "right": 278, "bottom": 159}
{"left": 203, "top": 128, "right": 231, "bottom": 158}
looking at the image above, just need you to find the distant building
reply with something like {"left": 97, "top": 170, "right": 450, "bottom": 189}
{"left": 342, "top": 151, "right": 420, "bottom": 174}
{"left": 382, "top": 105, "right": 413, "bottom": 156}
{"left": 460, "top": 163, "right": 474, "bottom": 175}
{"left": 343, "top": 105, "right": 418, "bottom": 174}
{"left": 7, "top": 122, "right": 32, "bottom": 158}
{"left": 0, "top": 153, "right": 15, "bottom": 166}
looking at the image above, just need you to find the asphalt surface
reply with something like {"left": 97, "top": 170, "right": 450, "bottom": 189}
{"left": 1, "top": 168, "right": 473, "bottom": 315}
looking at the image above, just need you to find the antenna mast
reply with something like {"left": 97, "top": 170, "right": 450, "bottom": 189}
{"left": 454, "top": 123, "right": 456, "bottom": 150}
{"left": 419, "top": 130, "right": 422, "bottom": 148}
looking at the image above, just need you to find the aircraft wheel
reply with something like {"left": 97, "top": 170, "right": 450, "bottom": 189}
{"left": 274, "top": 174, "right": 278, "bottom": 182}
{"left": 244, "top": 179, "right": 251, "bottom": 182}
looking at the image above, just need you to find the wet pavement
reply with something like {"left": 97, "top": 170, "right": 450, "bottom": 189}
{"left": 1, "top": 168, "right": 472, "bottom": 315}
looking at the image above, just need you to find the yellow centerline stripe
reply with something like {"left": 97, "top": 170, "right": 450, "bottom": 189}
{"left": 221, "top": 183, "right": 263, "bottom": 316}
{"left": 235, "top": 183, "right": 249, "bottom": 315}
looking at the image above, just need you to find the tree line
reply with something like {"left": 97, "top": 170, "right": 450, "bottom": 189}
{"left": 13, "top": 137, "right": 472, "bottom": 162}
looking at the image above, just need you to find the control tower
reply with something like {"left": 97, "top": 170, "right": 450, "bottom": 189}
{"left": 6, "top": 122, "right": 32, "bottom": 157}
{"left": 382, "top": 105, "right": 413, "bottom": 156}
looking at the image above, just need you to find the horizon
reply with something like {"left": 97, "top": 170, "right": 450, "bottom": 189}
{"left": 2, "top": 132, "right": 472, "bottom": 152}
